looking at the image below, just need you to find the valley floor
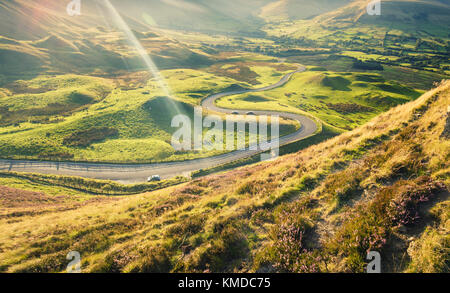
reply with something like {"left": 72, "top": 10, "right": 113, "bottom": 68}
{"left": 0, "top": 67, "right": 318, "bottom": 183}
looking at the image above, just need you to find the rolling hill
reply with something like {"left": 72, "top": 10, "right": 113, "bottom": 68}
{"left": 320, "top": 0, "right": 450, "bottom": 36}
{"left": 0, "top": 0, "right": 271, "bottom": 39}
{"left": 0, "top": 79, "right": 448, "bottom": 273}
{"left": 259, "top": 0, "right": 352, "bottom": 22}
{"left": 0, "top": 0, "right": 447, "bottom": 169}
{"left": 0, "top": 0, "right": 448, "bottom": 274}
{"left": 263, "top": 0, "right": 450, "bottom": 87}
{"left": 265, "top": 0, "right": 450, "bottom": 38}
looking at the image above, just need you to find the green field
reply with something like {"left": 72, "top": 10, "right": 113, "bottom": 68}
{"left": 0, "top": 0, "right": 448, "bottom": 164}
{"left": 0, "top": 64, "right": 300, "bottom": 163}
{"left": 1, "top": 79, "right": 448, "bottom": 273}
{"left": 216, "top": 68, "right": 423, "bottom": 130}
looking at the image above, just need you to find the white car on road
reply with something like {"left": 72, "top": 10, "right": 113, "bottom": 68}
{"left": 148, "top": 175, "right": 161, "bottom": 182}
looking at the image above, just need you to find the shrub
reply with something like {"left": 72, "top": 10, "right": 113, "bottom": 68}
{"left": 271, "top": 216, "right": 320, "bottom": 273}
{"left": 327, "top": 103, "right": 374, "bottom": 114}
{"left": 38, "top": 151, "right": 74, "bottom": 160}
{"left": 166, "top": 215, "right": 206, "bottom": 237}
{"left": 328, "top": 212, "right": 388, "bottom": 272}
{"left": 386, "top": 177, "right": 446, "bottom": 227}
{"left": 130, "top": 247, "right": 172, "bottom": 273}
{"left": 98, "top": 248, "right": 137, "bottom": 273}
{"left": 186, "top": 225, "right": 249, "bottom": 272}
{"left": 250, "top": 209, "right": 274, "bottom": 226}
{"left": 322, "top": 166, "right": 367, "bottom": 209}
{"left": 269, "top": 200, "right": 321, "bottom": 273}
{"left": 95, "top": 245, "right": 172, "bottom": 273}
{"left": 62, "top": 127, "right": 118, "bottom": 147}
{"left": 407, "top": 227, "right": 449, "bottom": 273}
{"left": 327, "top": 177, "right": 446, "bottom": 272}
{"left": 441, "top": 113, "right": 450, "bottom": 139}
{"left": 14, "top": 251, "right": 68, "bottom": 273}
{"left": 236, "top": 181, "right": 261, "bottom": 195}
{"left": 226, "top": 197, "right": 238, "bottom": 206}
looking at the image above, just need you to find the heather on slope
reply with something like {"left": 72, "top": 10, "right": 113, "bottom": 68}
{"left": 0, "top": 81, "right": 448, "bottom": 273}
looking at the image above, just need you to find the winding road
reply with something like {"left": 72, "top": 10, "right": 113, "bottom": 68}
{"left": 0, "top": 66, "right": 318, "bottom": 184}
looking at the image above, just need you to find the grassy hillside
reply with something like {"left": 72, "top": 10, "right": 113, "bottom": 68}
{"left": 1, "top": 0, "right": 447, "bottom": 164}
{"left": 0, "top": 80, "right": 447, "bottom": 273}
{"left": 216, "top": 67, "right": 422, "bottom": 130}
{"left": 110, "top": 0, "right": 273, "bottom": 35}
{"left": 0, "top": 29, "right": 217, "bottom": 81}
{"left": 0, "top": 0, "right": 272, "bottom": 39}
{"left": 264, "top": 0, "right": 450, "bottom": 75}
{"left": 266, "top": 0, "right": 450, "bottom": 37}
{"left": 0, "top": 1, "right": 448, "bottom": 273}
{"left": 259, "top": 0, "right": 352, "bottom": 22}
{"left": 0, "top": 66, "right": 299, "bottom": 163}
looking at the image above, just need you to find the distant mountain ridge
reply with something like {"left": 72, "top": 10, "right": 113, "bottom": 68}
{"left": 259, "top": 0, "right": 352, "bottom": 22}
{"left": 276, "top": 0, "right": 450, "bottom": 37}
{"left": 1, "top": 1, "right": 448, "bottom": 41}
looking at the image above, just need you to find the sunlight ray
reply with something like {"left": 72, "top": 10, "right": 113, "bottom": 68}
{"left": 101, "top": 0, "right": 182, "bottom": 114}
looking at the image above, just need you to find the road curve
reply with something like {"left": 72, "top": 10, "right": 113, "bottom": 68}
{"left": 0, "top": 66, "right": 318, "bottom": 184}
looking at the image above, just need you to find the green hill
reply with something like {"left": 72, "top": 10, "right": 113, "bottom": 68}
{"left": 266, "top": 0, "right": 450, "bottom": 38}
{"left": 0, "top": 80, "right": 448, "bottom": 273}
{"left": 0, "top": 0, "right": 448, "bottom": 274}
{"left": 260, "top": 0, "right": 352, "bottom": 22}
{"left": 0, "top": 0, "right": 270, "bottom": 39}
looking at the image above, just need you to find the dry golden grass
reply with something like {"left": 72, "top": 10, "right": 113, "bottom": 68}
{"left": 0, "top": 81, "right": 448, "bottom": 272}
